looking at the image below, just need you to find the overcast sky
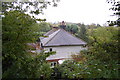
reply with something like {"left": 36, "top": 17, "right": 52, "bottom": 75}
{"left": 38, "top": 0, "right": 117, "bottom": 25}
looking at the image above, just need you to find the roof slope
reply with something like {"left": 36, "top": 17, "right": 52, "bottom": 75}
{"left": 44, "top": 27, "right": 59, "bottom": 36}
{"left": 41, "top": 29, "right": 87, "bottom": 47}
{"left": 44, "top": 29, "right": 57, "bottom": 36}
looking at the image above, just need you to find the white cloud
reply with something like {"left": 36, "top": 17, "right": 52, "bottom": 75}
{"left": 38, "top": 0, "right": 116, "bottom": 25}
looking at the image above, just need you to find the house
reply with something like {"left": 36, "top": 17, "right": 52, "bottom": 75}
{"left": 40, "top": 24, "right": 87, "bottom": 67}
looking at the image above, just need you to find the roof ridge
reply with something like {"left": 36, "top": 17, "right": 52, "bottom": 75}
{"left": 44, "top": 29, "right": 61, "bottom": 46}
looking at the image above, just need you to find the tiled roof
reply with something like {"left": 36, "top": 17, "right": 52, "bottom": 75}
{"left": 44, "top": 27, "right": 58, "bottom": 36}
{"left": 41, "top": 29, "right": 87, "bottom": 47}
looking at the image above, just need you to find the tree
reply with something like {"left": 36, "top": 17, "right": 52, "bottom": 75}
{"left": 31, "top": 22, "right": 52, "bottom": 36}
{"left": 56, "top": 60, "right": 86, "bottom": 79}
{"left": 65, "top": 24, "right": 78, "bottom": 34}
{"left": 55, "top": 27, "right": 119, "bottom": 78}
{"left": 2, "top": 0, "right": 59, "bottom": 78}
{"left": 85, "top": 27, "right": 119, "bottom": 78}
{"left": 107, "top": 0, "right": 120, "bottom": 26}
{"left": 1, "top": 0, "right": 59, "bottom": 19}
{"left": 2, "top": 10, "right": 35, "bottom": 72}
{"left": 76, "top": 24, "right": 88, "bottom": 42}
{"left": 38, "top": 22, "right": 51, "bottom": 32}
{"left": 2, "top": 10, "right": 55, "bottom": 78}
{"left": 89, "top": 27, "right": 119, "bottom": 61}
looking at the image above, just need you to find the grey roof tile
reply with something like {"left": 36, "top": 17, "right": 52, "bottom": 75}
{"left": 44, "top": 28, "right": 58, "bottom": 36}
{"left": 41, "top": 29, "right": 87, "bottom": 47}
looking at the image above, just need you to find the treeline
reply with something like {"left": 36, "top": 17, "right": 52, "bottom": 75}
{"left": 65, "top": 23, "right": 101, "bottom": 42}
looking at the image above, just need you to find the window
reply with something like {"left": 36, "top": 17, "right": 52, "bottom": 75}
{"left": 50, "top": 48, "right": 52, "bottom": 52}
{"left": 51, "top": 62, "right": 57, "bottom": 67}
{"left": 41, "top": 43, "right": 44, "bottom": 48}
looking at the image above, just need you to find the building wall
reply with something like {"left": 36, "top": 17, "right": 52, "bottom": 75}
{"left": 44, "top": 46, "right": 87, "bottom": 61}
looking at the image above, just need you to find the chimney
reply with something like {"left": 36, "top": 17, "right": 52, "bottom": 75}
{"left": 59, "top": 21, "right": 66, "bottom": 29}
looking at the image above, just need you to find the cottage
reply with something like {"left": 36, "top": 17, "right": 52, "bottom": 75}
{"left": 40, "top": 25, "right": 87, "bottom": 66}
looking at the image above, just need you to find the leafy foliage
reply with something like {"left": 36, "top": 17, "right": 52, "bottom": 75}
{"left": 75, "top": 24, "right": 88, "bottom": 42}
{"left": 2, "top": 10, "right": 35, "bottom": 72}
{"left": 83, "top": 27, "right": 119, "bottom": 78}
{"left": 88, "top": 27, "right": 119, "bottom": 61}
{"left": 2, "top": 10, "right": 55, "bottom": 78}
{"left": 57, "top": 60, "right": 86, "bottom": 79}
{"left": 54, "top": 27, "right": 119, "bottom": 79}
{"left": 37, "top": 22, "right": 51, "bottom": 32}
{"left": 2, "top": 0, "right": 59, "bottom": 79}
{"left": 2, "top": 1, "right": 59, "bottom": 15}
{"left": 65, "top": 24, "right": 79, "bottom": 34}
{"left": 31, "top": 22, "right": 52, "bottom": 36}
{"left": 107, "top": 0, "right": 120, "bottom": 26}
{"left": 3, "top": 51, "right": 55, "bottom": 78}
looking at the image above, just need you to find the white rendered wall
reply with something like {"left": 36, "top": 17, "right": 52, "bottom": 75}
{"left": 45, "top": 46, "right": 87, "bottom": 60}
